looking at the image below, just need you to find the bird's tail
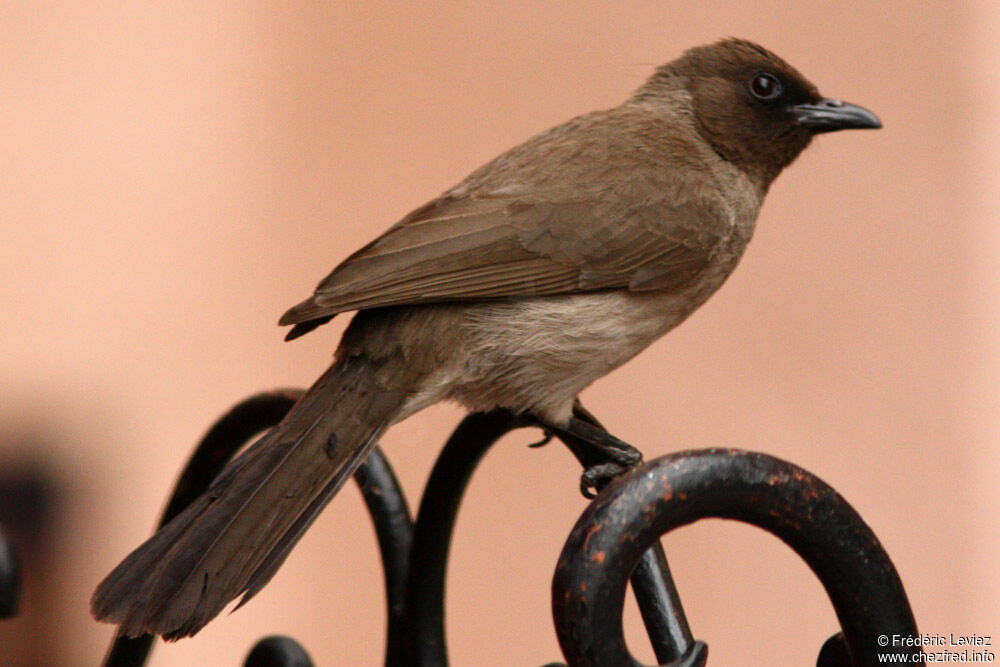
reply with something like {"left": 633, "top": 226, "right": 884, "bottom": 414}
{"left": 91, "top": 353, "right": 411, "bottom": 640}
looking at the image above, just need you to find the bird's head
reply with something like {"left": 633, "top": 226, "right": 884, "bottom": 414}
{"left": 635, "top": 38, "right": 881, "bottom": 187}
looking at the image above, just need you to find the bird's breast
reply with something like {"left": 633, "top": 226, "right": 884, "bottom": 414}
{"left": 443, "top": 262, "right": 740, "bottom": 422}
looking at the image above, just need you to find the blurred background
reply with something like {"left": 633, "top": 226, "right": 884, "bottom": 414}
{"left": 2, "top": 2, "right": 998, "bottom": 665}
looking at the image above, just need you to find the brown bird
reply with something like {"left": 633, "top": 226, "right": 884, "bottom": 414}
{"left": 92, "top": 38, "right": 880, "bottom": 639}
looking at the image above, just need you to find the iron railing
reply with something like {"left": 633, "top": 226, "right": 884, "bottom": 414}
{"left": 83, "top": 390, "right": 920, "bottom": 666}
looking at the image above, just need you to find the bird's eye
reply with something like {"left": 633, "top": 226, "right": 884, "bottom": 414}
{"left": 749, "top": 72, "right": 782, "bottom": 101}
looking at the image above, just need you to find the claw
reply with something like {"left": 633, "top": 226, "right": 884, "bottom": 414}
{"left": 580, "top": 462, "right": 633, "bottom": 499}
{"left": 525, "top": 407, "right": 644, "bottom": 499}
{"left": 528, "top": 430, "right": 554, "bottom": 449}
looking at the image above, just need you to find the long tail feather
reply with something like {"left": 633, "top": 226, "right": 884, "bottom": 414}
{"left": 91, "top": 354, "right": 408, "bottom": 639}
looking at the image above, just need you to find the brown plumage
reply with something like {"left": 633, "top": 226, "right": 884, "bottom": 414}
{"left": 92, "top": 38, "right": 880, "bottom": 640}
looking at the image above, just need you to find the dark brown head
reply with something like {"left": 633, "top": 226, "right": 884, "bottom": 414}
{"left": 635, "top": 38, "right": 880, "bottom": 187}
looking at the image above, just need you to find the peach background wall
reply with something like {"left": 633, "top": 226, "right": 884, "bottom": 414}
{"left": 2, "top": 2, "right": 998, "bottom": 665}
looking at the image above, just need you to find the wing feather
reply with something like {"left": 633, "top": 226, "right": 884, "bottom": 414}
{"left": 279, "top": 107, "right": 734, "bottom": 335}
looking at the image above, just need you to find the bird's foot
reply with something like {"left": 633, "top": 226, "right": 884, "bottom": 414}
{"left": 572, "top": 425, "right": 642, "bottom": 498}
{"left": 531, "top": 406, "right": 643, "bottom": 499}
{"left": 579, "top": 461, "right": 634, "bottom": 499}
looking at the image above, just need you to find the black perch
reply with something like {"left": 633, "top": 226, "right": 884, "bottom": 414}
{"left": 97, "top": 392, "right": 919, "bottom": 666}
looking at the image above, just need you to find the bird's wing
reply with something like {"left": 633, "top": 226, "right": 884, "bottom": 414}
{"left": 279, "top": 182, "right": 732, "bottom": 340}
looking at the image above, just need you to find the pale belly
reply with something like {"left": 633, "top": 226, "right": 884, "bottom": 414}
{"left": 441, "top": 282, "right": 725, "bottom": 422}
{"left": 367, "top": 252, "right": 745, "bottom": 425}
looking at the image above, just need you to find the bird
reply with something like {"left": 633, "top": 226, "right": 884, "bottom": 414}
{"left": 92, "top": 38, "right": 881, "bottom": 640}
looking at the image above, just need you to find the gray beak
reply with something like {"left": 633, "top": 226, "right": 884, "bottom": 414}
{"left": 791, "top": 98, "right": 882, "bottom": 133}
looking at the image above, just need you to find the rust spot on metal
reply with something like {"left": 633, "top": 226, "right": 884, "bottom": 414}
{"left": 549, "top": 446, "right": 918, "bottom": 665}
{"left": 582, "top": 522, "right": 603, "bottom": 553}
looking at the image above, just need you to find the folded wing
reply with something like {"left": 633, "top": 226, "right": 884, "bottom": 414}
{"left": 280, "top": 182, "right": 730, "bottom": 340}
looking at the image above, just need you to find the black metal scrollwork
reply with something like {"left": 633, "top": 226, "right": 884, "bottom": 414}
{"left": 93, "top": 391, "right": 919, "bottom": 666}
{"left": 551, "top": 449, "right": 919, "bottom": 667}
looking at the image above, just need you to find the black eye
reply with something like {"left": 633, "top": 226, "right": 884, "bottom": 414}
{"left": 749, "top": 72, "right": 782, "bottom": 101}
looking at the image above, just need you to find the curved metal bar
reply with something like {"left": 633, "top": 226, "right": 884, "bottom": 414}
{"left": 101, "top": 390, "right": 417, "bottom": 667}
{"left": 353, "top": 446, "right": 414, "bottom": 666}
{"left": 557, "top": 404, "right": 699, "bottom": 664}
{"left": 0, "top": 526, "right": 20, "bottom": 619}
{"left": 628, "top": 543, "right": 704, "bottom": 665}
{"left": 552, "top": 448, "right": 918, "bottom": 667}
{"left": 403, "top": 410, "right": 525, "bottom": 666}
{"left": 102, "top": 390, "right": 303, "bottom": 667}
{"left": 818, "top": 632, "right": 853, "bottom": 667}
{"left": 243, "top": 635, "right": 315, "bottom": 667}
{"left": 404, "top": 408, "right": 699, "bottom": 666}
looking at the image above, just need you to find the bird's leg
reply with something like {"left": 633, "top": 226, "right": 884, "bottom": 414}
{"left": 569, "top": 399, "right": 605, "bottom": 430}
{"left": 531, "top": 400, "right": 643, "bottom": 499}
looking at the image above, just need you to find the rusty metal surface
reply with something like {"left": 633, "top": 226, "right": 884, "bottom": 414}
{"left": 552, "top": 448, "right": 919, "bottom": 666}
